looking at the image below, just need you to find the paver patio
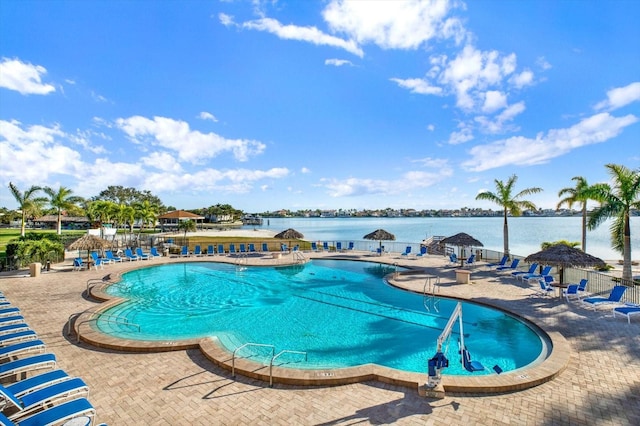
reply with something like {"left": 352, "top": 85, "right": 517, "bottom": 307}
{"left": 1, "top": 251, "right": 638, "bottom": 425}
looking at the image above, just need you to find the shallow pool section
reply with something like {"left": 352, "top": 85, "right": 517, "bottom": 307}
{"left": 99, "top": 260, "right": 544, "bottom": 375}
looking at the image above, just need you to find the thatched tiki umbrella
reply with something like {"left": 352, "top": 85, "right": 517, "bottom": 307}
{"left": 274, "top": 228, "right": 304, "bottom": 239}
{"left": 524, "top": 244, "right": 605, "bottom": 284}
{"left": 441, "top": 232, "right": 484, "bottom": 266}
{"left": 68, "top": 233, "right": 112, "bottom": 264}
{"left": 363, "top": 229, "right": 395, "bottom": 255}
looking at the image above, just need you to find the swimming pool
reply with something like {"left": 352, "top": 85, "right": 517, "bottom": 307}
{"left": 98, "top": 260, "right": 545, "bottom": 376}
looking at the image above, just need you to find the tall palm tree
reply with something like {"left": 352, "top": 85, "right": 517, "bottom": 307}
{"left": 475, "top": 174, "right": 543, "bottom": 257}
{"left": 43, "top": 186, "right": 84, "bottom": 235}
{"left": 8, "top": 182, "right": 46, "bottom": 237}
{"left": 178, "top": 219, "right": 196, "bottom": 242}
{"left": 134, "top": 200, "right": 159, "bottom": 234}
{"left": 557, "top": 176, "right": 608, "bottom": 252}
{"left": 587, "top": 164, "right": 640, "bottom": 282}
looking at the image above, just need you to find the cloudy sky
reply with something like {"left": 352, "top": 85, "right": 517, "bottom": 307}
{"left": 1, "top": 0, "right": 639, "bottom": 212}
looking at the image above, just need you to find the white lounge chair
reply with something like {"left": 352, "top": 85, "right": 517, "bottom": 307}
{"left": 582, "top": 286, "right": 627, "bottom": 310}
{"left": 612, "top": 304, "right": 640, "bottom": 324}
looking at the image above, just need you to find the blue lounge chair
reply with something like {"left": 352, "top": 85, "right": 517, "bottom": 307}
{"left": 0, "top": 329, "right": 38, "bottom": 346}
{"left": 401, "top": 246, "right": 412, "bottom": 257}
{"left": 248, "top": 243, "right": 256, "bottom": 253}
{"left": 563, "top": 279, "right": 589, "bottom": 302}
{"left": 90, "top": 252, "right": 105, "bottom": 270}
{"left": 612, "top": 304, "right": 640, "bottom": 324}
{"left": 6, "top": 397, "right": 95, "bottom": 426}
{"left": 511, "top": 263, "right": 538, "bottom": 280}
{"left": 124, "top": 248, "right": 139, "bottom": 261}
{"left": 0, "top": 323, "right": 31, "bottom": 336}
{"left": 4, "top": 369, "right": 70, "bottom": 398}
{"left": 464, "top": 254, "right": 476, "bottom": 268}
{"left": 524, "top": 265, "right": 553, "bottom": 282}
{"left": 486, "top": 255, "right": 508, "bottom": 269}
{"left": 261, "top": 243, "right": 268, "bottom": 253}
{"left": 496, "top": 258, "right": 520, "bottom": 272}
{"left": 192, "top": 245, "right": 203, "bottom": 257}
{"left": 207, "top": 245, "right": 215, "bottom": 256}
{"left": 537, "top": 278, "right": 554, "bottom": 296}
{"left": 448, "top": 253, "right": 458, "bottom": 266}
{"left": 179, "top": 246, "right": 189, "bottom": 257}
{"left": 239, "top": 243, "right": 246, "bottom": 253}
{"left": 0, "top": 307, "right": 20, "bottom": 317}
{"left": 583, "top": 286, "right": 627, "bottom": 310}
{"left": 1, "top": 378, "right": 89, "bottom": 422}
{"left": 149, "top": 247, "right": 162, "bottom": 258}
{"left": 228, "top": 244, "right": 236, "bottom": 255}
{"left": 217, "top": 244, "right": 225, "bottom": 255}
{"left": 323, "top": 242, "right": 330, "bottom": 251}
{"left": 0, "top": 339, "right": 45, "bottom": 360}
{"left": 136, "top": 247, "right": 150, "bottom": 260}
{"left": 336, "top": 242, "right": 343, "bottom": 252}
{"left": 311, "top": 242, "right": 319, "bottom": 252}
{"left": 281, "top": 244, "right": 288, "bottom": 252}
{"left": 72, "top": 258, "right": 84, "bottom": 271}
{"left": 105, "top": 250, "right": 123, "bottom": 263}
{"left": 0, "top": 316, "right": 26, "bottom": 327}
{"left": 416, "top": 246, "right": 428, "bottom": 257}
{"left": 0, "top": 353, "right": 56, "bottom": 380}
{"left": 348, "top": 241, "right": 354, "bottom": 250}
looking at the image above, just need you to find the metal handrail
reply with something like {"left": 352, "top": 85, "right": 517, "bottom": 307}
{"left": 232, "top": 343, "right": 275, "bottom": 378}
{"left": 269, "top": 350, "right": 307, "bottom": 387}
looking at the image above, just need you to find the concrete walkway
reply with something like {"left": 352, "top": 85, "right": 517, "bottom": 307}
{"left": 1, "top": 252, "right": 638, "bottom": 425}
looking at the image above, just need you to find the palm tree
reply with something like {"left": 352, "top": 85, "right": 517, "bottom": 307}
{"left": 587, "top": 164, "right": 640, "bottom": 282}
{"left": 557, "top": 177, "right": 608, "bottom": 252}
{"left": 178, "top": 219, "right": 196, "bottom": 240}
{"left": 475, "top": 174, "right": 543, "bottom": 257}
{"left": 134, "top": 200, "right": 159, "bottom": 234}
{"left": 8, "top": 182, "right": 46, "bottom": 237}
{"left": 43, "top": 186, "right": 84, "bottom": 234}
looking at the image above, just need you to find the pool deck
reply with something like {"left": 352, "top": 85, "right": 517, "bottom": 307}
{"left": 1, "top": 251, "right": 639, "bottom": 425}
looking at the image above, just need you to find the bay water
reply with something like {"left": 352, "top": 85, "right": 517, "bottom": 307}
{"left": 258, "top": 216, "right": 640, "bottom": 261}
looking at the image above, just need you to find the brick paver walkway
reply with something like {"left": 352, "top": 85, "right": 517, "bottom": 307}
{"left": 1, "top": 252, "right": 638, "bottom": 425}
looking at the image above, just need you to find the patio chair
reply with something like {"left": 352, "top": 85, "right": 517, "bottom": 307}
{"left": 0, "top": 323, "right": 31, "bottom": 336}
{"left": 0, "top": 307, "right": 20, "bottom": 318}
{"left": 311, "top": 242, "right": 319, "bottom": 252}
{"left": 217, "top": 244, "right": 225, "bottom": 255}
{"left": 496, "top": 258, "right": 520, "bottom": 272}
{"left": 511, "top": 263, "right": 538, "bottom": 280}
{"left": 0, "top": 353, "right": 57, "bottom": 380}
{"left": 464, "top": 254, "right": 476, "bottom": 268}
{"left": 0, "top": 316, "right": 27, "bottom": 328}
{"left": 149, "top": 247, "right": 162, "bottom": 258}
{"left": 136, "top": 247, "right": 151, "bottom": 260}
{"left": 563, "top": 279, "right": 588, "bottom": 302}
{"left": 448, "top": 253, "right": 458, "bottom": 266}
{"left": 486, "top": 255, "right": 508, "bottom": 269}
{"left": 336, "top": 242, "right": 343, "bottom": 252}
{"left": 72, "top": 258, "right": 84, "bottom": 271}
{"left": 612, "top": 303, "right": 640, "bottom": 324}
{"left": 192, "top": 245, "right": 203, "bottom": 257}
{"left": 524, "top": 265, "right": 553, "bottom": 283}
{"left": 207, "top": 245, "right": 215, "bottom": 256}
{"left": 401, "top": 246, "right": 412, "bottom": 257}
{"left": 179, "top": 246, "right": 190, "bottom": 258}
{"left": 248, "top": 243, "right": 257, "bottom": 253}
{"left": 3, "top": 397, "right": 96, "bottom": 426}
{"left": 582, "top": 286, "right": 627, "bottom": 310}
{"left": 537, "top": 278, "right": 554, "bottom": 297}
{"left": 261, "top": 243, "right": 269, "bottom": 253}
{"left": 0, "top": 339, "right": 45, "bottom": 361}
{"left": 228, "top": 244, "right": 236, "bottom": 255}
{"left": 0, "top": 329, "right": 37, "bottom": 346}
{"left": 239, "top": 244, "right": 247, "bottom": 253}
{"left": 323, "top": 242, "right": 330, "bottom": 251}
{"left": 416, "top": 246, "right": 428, "bottom": 258}
{"left": 1, "top": 377, "right": 89, "bottom": 422}
{"left": 124, "top": 248, "right": 139, "bottom": 261}
{"left": 105, "top": 250, "right": 123, "bottom": 263}
{"left": 89, "top": 252, "right": 104, "bottom": 270}
{"left": 348, "top": 241, "right": 354, "bottom": 250}
{"left": 3, "top": 369, "right": 70, "bottom": 398}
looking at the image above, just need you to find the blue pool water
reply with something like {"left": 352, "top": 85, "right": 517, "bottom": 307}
{"left": 99, "top": 260, "right": 545, "bottom": 375}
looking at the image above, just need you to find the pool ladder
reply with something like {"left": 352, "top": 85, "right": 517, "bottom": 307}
{"left": 423, "top": 276, "right": 441, "bottom": 313}
{"left": 232, "top": 342, "right": 307, "bottom": 387}
{"left": 293, "top": 251, "right": 306, "bottom": 263}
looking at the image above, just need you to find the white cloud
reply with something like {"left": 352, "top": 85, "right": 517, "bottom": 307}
{"left": 594, "top": 82, "right": 640, "bottom": 111}
{"left": 482, "top": 90, "right": 507, "bottom": 113}
{"left": 322, "top": 0, "right": 467, "bottom": 50}
{"left": 141, "top": 151, "right": 184, "bottom": 173}
{"left": 389, "top": 77, "right": 443, "bottom": 95}
{"left": 462, "top": 112, "right": 638, "bottom": 171}
{"left": 510, "top": 69, "right": 534, "bottom": 89}
{"left": 536, "top": 56, "right": 552, "bottom": 70}
{"left": 115, "top": 115, "right": 266, "bottom": 163}
{"left": 475, "top": 101, "right": 525, "bottom": 134}
{"left": 218, "top": 13, "right": 234, "bottom": 27}
{"left": 0, "top": 58, "right": 56, "bottom": 95}
{"left": 427, "top": 124, "right": 435, "bottom": 131}
{"left": 322, "top": 167, "right": 453, "bottom": 197}
{"left": 325, "top": 58, "right": 353, "bottom": 67}
{"left": 301, "top": 167, "right": 311, "bottom": 174}
{"left": 447, "top": 122, "right": 474, "bottom": 145}
{"left": 198, "top": 111, "right": 219, "bottom": 122}
{"left": 241, "top": 17, "right": 364, "bottom": 57}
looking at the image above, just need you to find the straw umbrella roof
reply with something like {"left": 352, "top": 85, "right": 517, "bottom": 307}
{"left": 68, "top": 234, "right": 112, "bottom": 251}
{"left": 524, "top": 244, "right": 604, "bottom": 268}
{"left": 440, "top": 232, "right": 484, "bottom": 248}
{"left": 274, "top": 228, "right": 304, "bottom": 239}
{"left": 363, "top": 229, "right": 396, "bottom": 241}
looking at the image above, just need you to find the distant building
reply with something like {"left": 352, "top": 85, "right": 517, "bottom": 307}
{"left": 158, "top": 210, "right": 205, "bottom": 231}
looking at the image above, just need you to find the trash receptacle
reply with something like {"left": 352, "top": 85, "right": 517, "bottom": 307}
{"left": 29, "top": 262, "right": 42, "bottom": 278}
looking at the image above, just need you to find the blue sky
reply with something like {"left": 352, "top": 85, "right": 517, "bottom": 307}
{"left": 1, "top": 0, "right": 639, "bottom": 212}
